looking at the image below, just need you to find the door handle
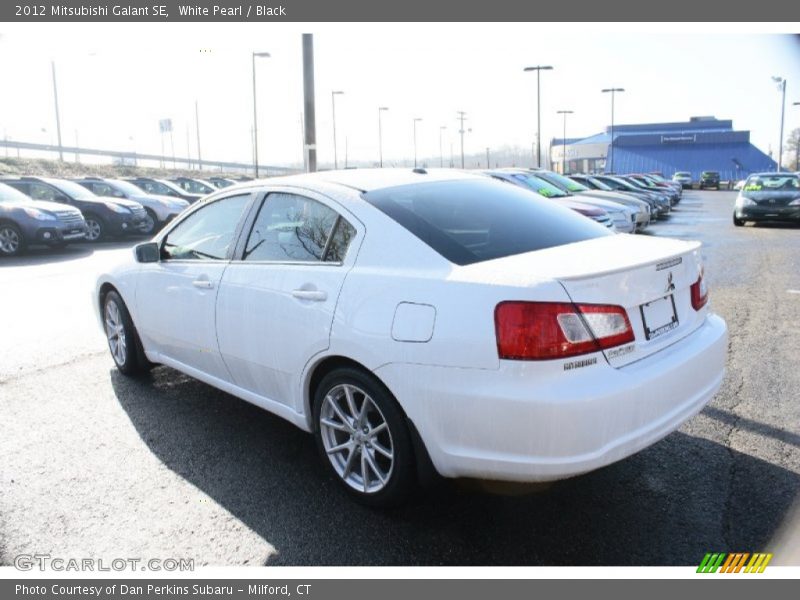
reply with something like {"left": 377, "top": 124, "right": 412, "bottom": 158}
{"left": 192, "top": 278, "right": 214, "bottom": 289}
{"left": 291, "top": 289, "right": 327, "bottom": 301}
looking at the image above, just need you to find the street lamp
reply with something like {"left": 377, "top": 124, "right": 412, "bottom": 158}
{"left": 439, "top": 126, "right": 447, "bottom": 167}
{"left": 772, "top": 76, "right": 787, "bottom": 172}
{"left": 378, "top": 107, "right": 389, "bottom": 167}
{"left": 413, "top": 117, "right": 423, "bottom": 168}
{"left": 252, "top": 51, "right": 271, "bottom": 178}
{"left": 457, "top": 111, "right": 468, "bottom": 169}
{"left": 331, "top": 90, "right": 344, "bottom": 169}
{"left": 523, "top": 65, "right": 553, "bottom": 168}
{"left": 793, "top": 101, "right": 800, "bottom": 171}
{"left": 601, "top": 87, "right": 625, "bottom": 173}
{"left": 556, "top": 110, "right": 574, "bottom": 174}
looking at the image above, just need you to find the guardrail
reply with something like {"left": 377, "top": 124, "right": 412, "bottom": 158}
{"left": 0, "top": 140, "right": 299, "bottom": 177}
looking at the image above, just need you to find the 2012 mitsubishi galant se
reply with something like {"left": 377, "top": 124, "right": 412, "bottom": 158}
{"left": 95, "top": 169, "right": 728, "bottom": 506}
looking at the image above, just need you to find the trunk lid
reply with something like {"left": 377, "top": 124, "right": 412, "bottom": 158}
{"left": 458, "top": 234, "right": 705, "bottom": 368}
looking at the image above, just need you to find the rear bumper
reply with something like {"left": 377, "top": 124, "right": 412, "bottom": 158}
{"left": 375, "top": 313, "right": 727, "bottom": 482}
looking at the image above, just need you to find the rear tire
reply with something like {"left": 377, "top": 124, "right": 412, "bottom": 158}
{"left": 0, "top": 223, "right": 25, "bottom": 257}
{"left": 313, "top": 367, "right": 416, "bottom": 507}
{"left": 103, "top": 290, "right": 151, "bottom": 376}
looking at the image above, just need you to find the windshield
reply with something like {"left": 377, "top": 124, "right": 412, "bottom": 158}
{"left": 508, "top": 173, "right": 569, "bottom": 198}
{"left": 584, "top": 176, "right": 613, "bottom": 191}
{"left": 153, "top": 179, "right": 188, "bottom": 195}
{"left": 109, "top": 180, "right": 149, "bottom": 196}
{"left": 0, "top": 182, "right": 34, "bottom": 203}
{"left": 533, "top": 170, "right": 590, "bottom": 193}
{"left": 47, "top": 178, "right": 98, "bottom": 200}
{"left": 363, "top": 178, "right": 611, "bottom": 266}
{"left": 674, "top": 172, "right": 690, "bottom": 177}
{"left": 605, "top": 176, "right": 638, "bottom": 191}
{"left": 743, "top": 174, "right": 799, "bottom": 191}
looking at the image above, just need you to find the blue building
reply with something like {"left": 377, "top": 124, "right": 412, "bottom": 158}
{"left": 551, "top": 116, "right": 776, "bottom": 181}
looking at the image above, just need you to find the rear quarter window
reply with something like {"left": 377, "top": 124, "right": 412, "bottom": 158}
{"left": 363, "top": 179, "right": 612, "bottom": 266}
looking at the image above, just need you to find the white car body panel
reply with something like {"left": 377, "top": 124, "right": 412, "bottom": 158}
{"left": 96, "top": 169, "right": 728, "bottom": 483}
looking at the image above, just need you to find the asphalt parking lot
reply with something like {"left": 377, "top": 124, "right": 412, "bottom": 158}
{"left": 1, "top": 189, "right": 799, "bottom": 566}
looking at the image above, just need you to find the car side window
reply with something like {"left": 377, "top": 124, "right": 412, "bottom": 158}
{"left": 161, "top": 194, "right": 250, "bottom": 261}
{"left": 28, "top": 183, "right": 57, "bottom": 202}
{"left": 242, "top": 193, "right": 353, "bottom": 263}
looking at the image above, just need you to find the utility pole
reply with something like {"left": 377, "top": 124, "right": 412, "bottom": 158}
{"left": 195, "top": 100, "right": 202, "bottom": 171}
{"left": 457, "top": 111, "right": 467, "bottom": 169}
{"left": 439, "top": 126, "right": 447, "bottom": 168}
{"left": 378, "top": 107, "right": 389, "bottom": 167}
{"left": 251, "top": 50, "right": 271, "bottom": 177}
{"left": 486, "top": 147, "right": 490, "bottom": 168}
{"left": 794, "top": 101, "right": 800, "bottom": 170}
{"left": 556, "top": 110, "right": 574, "bottom": 174}
{"left": 331, "top": 90, "right": 344, "bottom": 169}
{"left": 51, "top": 61, "right": 63, "bottom": 161}
{"left": 413, "top": 117, "right": 422, "bottom": 168}
{"left": 302, "top": 34, "right": 317, "bottom": 173}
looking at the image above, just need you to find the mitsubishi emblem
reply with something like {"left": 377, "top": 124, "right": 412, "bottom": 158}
{"left": 666, "top": 272, "right": 675, "bottom": 293}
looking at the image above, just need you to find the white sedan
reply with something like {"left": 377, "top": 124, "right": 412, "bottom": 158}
{"left": 96, "top": 169, "right": 728, "bottom": 506}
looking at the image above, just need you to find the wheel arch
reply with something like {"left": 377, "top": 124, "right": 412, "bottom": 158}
{"left": 303, "top": 354, "right": 438, "bottom": 484}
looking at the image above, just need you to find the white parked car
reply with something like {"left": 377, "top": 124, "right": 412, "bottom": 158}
{"left": 96, "top": 169, "right": 728, "bottom": 506}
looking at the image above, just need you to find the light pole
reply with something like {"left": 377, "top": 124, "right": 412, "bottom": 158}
{"left": 413, "top": 117, "right": 422, "bottom": 168}
{"left": 50, "top": 61, "right": 63, "bottom": 162}
{"left": 794, "top": 101, "right": 800, "bottom": 171}
{"left": 251, "top": 51, "right": 271, "bottom": 178}
{"left": 557, "top": 110, "right": 574, "bottom": 174}
{"left": 378, "top": 107, "right": 389, "bottom": 167}
{"left": 457, "top": 111, "right": 467, "bottom": 169}
{"left": 439, "top": 126, "right": 447, "bottom": 167}
{"left": 195, "top": 99, "right": 202, "bottom": 170}
{"left": 601, "top": 87, "right": 625, "bottom": 173}
{"left": 523, "top": 65, "right": 553, "bottom": 168}
{"left": 772, "top": 76, "right": 787, "bottom": 172}
{"left": 331, "top": 90, "right": 344, "bottom": 169}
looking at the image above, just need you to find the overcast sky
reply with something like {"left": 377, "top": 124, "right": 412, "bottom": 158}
{"left": 0, "top": 24, "right": 798, "bottom": 168}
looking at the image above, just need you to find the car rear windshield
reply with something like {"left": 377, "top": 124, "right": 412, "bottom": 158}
{"left": 363, "top": 179, "right": 612, "bottom": 266}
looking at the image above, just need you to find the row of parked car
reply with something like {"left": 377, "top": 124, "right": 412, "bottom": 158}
{"left": 0, "top": 175, "right": 247, "bottom": 257}
{"left": 482, "top": 168, "right": 682, "bottom": 234}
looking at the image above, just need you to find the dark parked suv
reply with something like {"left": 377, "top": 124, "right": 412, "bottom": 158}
{"left": 0, "top": 181, "right": 87, "bottom": 257}
{"left": 699, "top": 171, "right": 721, "bottom": 190}
{"left": 2, "top": 177, "right": 147, "bottom": 242}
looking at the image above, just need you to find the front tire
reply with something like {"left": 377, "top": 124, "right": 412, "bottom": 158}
{"left": 84, "top": 214, "right": 105, "bottom": 242}
{"left": 139, "top": 209, "right": 158, "bottom": 236}
{"left": 0, "top": 223, "right": 25, "bottom": 257}
{"left": 313, "top": 367, "right": 416, "bottom": 507}
{"left": 733, "top": 214, "right": 744, "bottom": 227}
{"left": 103, "top": 291, "right": 150, "bottom": 376}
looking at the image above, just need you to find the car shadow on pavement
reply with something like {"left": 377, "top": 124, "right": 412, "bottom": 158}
{"left": 111, "top": 367, "right": 800, "bottom": 566}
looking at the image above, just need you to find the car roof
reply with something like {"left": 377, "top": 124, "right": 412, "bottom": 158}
{"left": 749, "top": 172, "right": 798, "bottom": 177}
{"left": 253, "top": 168, "right": 483, "bottom": 193}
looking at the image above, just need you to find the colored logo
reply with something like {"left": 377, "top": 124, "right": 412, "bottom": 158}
{"left": 697, "top": 552, "right": 773, "bottom": 573}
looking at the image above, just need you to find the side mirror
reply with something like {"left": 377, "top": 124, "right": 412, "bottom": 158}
{"left": 134, "top": 241, "right": 160, "bottom": 263}
{"left": 55, "top": 195, "right": 70, "bottom": 203}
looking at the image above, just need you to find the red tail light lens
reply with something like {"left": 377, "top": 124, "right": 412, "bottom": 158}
{"left": 495, "top": 301, "right": 634, "bottom": 360}
{"left": 690, "top": 270, "right": 709, "bottom": 310}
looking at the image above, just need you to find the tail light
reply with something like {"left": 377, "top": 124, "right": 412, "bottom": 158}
{"left": 495, "top": 301, "right": 634, "bottom": 360}
{"left": 690, "top": 269, "right": 709, "bottom": 310}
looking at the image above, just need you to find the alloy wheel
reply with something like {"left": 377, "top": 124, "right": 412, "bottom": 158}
{"left": 85, "top": 219, "right": 102, "bottom": 242}
{"left": 0, "top": 226, "right": 20, "bottom": 255}
{"left": 104, "top": 299, "right": 127, "bottom": 366}
{"left": 319, "top": 383, "right": 395, "bottom": 494}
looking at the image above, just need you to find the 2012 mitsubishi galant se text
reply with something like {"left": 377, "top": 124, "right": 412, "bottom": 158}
{"left": 95, "top": 169, "right": 728, "bottom": 506}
